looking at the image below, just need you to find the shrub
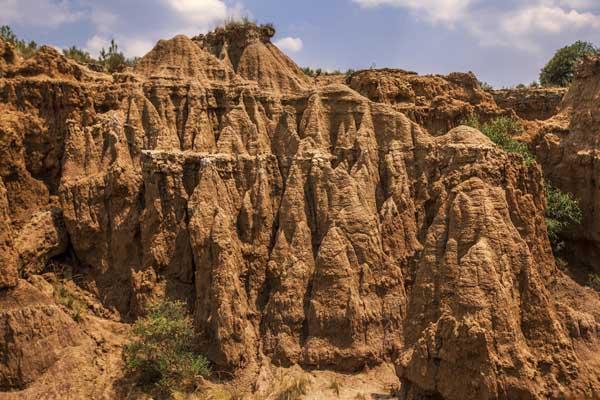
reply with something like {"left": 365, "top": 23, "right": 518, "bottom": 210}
{"left": 545, "top": 185, "right": 583, "bottom": 249}
{"left": 540, "top": 41, "right": 597, "bottom": 87}
{"left": 63, "top": 46, "right": 93, "bottom": 64}
{"left": 99, "top": 39, "right": 128, "bottom": 73}
{"left": 124, "top": 300, "right": 210, "bottom": 397}
{"left": 1, "top": 25, "right": 38, "bottom": 58}
{"left": 463, "top": 116, "right": 535, "bottom": 165}
{"left": 478, "top": 80, "right": 494, "bottom": 92}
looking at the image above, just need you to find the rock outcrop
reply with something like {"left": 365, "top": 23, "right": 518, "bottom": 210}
{"left": 346, "top": 69, "right": 509, "bottom": 134}
{"left": 1, "top": 28, "right": 600, "bottom": 400}
{"left": 493, "top": 87, "right": 566, "bottom": 121}
{"left": 194, "top": 22, "right": 312, "bottom": 94}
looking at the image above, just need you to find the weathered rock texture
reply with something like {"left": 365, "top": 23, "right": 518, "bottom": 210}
{"left": 345, "top": 69, "right": 510, "bottom": 134}
{"left": 493, "top": 87, "right": 566, "bottom": 121}
{"left": 535, "top": 56, "right": 600, "bottom": 271}
{"left": 1, "top": 28, "right": 600, "bottom": 400}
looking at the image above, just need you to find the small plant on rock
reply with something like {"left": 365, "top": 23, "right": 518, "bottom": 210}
{"left": 545, "top": 185, "right": 583, "bottom": 251}
{"left": 124, "top": 300, "right": 210, "bottom": 397}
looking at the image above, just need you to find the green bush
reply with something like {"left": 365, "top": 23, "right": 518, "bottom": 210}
{"left": 124, "top": 300, "right": 210, "bottom": 396}
{"left": 63, "top": 46, "right": 93, "bottom": 64}
{"left": 1, "top": 25, "right": 38, "bottom": 58}
{"left": 545, "top": 185, "right": 583, "bottom": 249}
{"left": 99, "top": 39, "right": 128, "bottom": 73}
{"left": 540, "top": 41, "right": 597, "bottom": 87}
{"left": 463, "top": 116, "right": 535, "bottom": 165}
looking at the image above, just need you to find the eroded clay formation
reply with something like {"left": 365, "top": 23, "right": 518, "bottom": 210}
{"left": 1, "top": 23, "right": 600, "bottom": 400}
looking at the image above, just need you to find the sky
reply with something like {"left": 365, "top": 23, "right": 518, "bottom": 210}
{"left": 2, "top": 0, "right": 600, "bottom": 87}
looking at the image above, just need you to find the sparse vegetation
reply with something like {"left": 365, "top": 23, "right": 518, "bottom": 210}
{"left": 463, "top": 115, "right": 535, "bottom": 165}
{"left": 301, "top": 66, "right": 355, "bottom": 77}
{"left": 1, "top": 25, "right": 38, "bottom": 58}
{"left": 124, "top": 300, "right": 211, "bottom": 397}
{"left": 540, "top": 41, "right": 597, "bottom": 87}
{"left": 545, "top": 185, "right": 583, "bottom": 251}
{"left": 63, "top": 46, "right": 94, "bottom": 64}
{"left": 45, "top": 261, "right": 88, "bottom": 323}
{"left": 52, "top": 280, "right": 87, "bottom": 322}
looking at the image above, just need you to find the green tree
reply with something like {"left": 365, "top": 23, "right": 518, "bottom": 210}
{"left": 99, "top": 39, "right": 127, "bottom": 73}
{"left": 62, "top": 46, "right": 93, "bottom": 64}
{"left": 124, "top": 300, "right": 210, "bottom": 397}
{"left": 540, "top": 41, "right": 597, "bottom": 87}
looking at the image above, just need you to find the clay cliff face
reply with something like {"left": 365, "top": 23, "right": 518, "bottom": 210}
{"left": 345, "top": 69, "right": 510, "bottom": 134}
{"left": 492, "top": 88, "right": 566, "bottom": 121}
{"left": 1, "top": 26, "right": 600, "bottom": 400}
{"left": 535, "top": 56, "right": 600, "bottom": 271}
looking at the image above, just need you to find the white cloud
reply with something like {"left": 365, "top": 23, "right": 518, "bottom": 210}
{"left": 85, "top": 35, "right": 110, "bottom": 57}
{"left": 163, "top": 0, "right": 228, "bottom": 26}
{"left": 0, "top": 0, "right": 82, "bottom": 27}
{"left": 274, "top": 37, "right": 304, "bottom": 53}
{"left": 353, "top": 0, "right": 600, "bottom": 52}
{"left": 501, "top": 5, "right": 600, "bottom": 35}
{"left": 353, "top": 0, "right": 474, "bottom": 25}
{"left": 121, "top": 38, "right": 154, "bottom": 58}
{"left": 89, "top": 7, "right": 119, "bottom": 34}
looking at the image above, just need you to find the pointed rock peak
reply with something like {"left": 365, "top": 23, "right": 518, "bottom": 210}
{"left": 300, "top": 93, "right": 326, "bottom": 141}
{"left": 135, "top": 34, "right": 234, "bottom": 82}
{"left": 194, "top": 21, "right": 311, "bottom": 94}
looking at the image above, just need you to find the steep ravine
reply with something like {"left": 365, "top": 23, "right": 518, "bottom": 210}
{"left": 1, "top": 26, "right": 599, "bottom": 400}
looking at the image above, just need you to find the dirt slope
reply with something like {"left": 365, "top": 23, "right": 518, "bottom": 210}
{"left": 0, "top": 29, "right": 599, "bottom": 400}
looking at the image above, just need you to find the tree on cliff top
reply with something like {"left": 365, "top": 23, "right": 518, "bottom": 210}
{"left": 540, "top": 41, "right": 597, "bottom": 87}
